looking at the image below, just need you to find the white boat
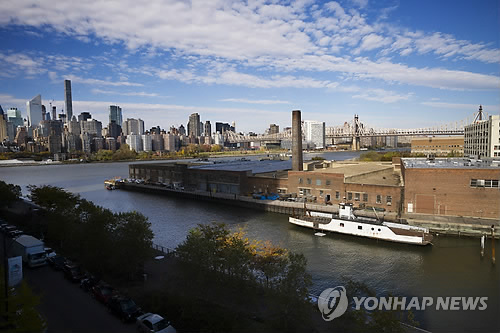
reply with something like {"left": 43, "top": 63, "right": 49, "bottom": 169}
{"left": 289, "top": 203, "right": 433, "bottom": 246}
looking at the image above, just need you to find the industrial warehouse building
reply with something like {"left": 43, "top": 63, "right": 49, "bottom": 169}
{"left": 129, "top": 156, "right": 500, "bottom": 220}
{"left": 411, "top": 136, "right": 464, "bottom": 155}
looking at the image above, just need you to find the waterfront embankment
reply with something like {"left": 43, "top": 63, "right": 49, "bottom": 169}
{"left": 120, "top": 182, "right": 499, "bottom": 238}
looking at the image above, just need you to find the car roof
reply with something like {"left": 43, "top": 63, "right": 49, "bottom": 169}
{"left": 144, "top": 313, "right": 164, "bottom": 324}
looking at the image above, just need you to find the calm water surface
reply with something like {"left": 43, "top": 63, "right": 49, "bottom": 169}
{"left": 1, "top": 152, "right": 498, "bottom": 332}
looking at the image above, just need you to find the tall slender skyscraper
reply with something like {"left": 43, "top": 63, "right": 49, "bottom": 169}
{"left": 26, "top": 94, "right": 42, "bottom": 127}
{"left": 188, "top": 113, "right": 200, "bottom": 137}
{"left": 109, "top": 105, "right": 123, "bottom": 126}
{"left": 64, "top": 79, "right": 73, "bottom": 123}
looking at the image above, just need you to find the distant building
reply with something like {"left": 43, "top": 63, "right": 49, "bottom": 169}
{"left": 105, "top": 137, "right": 117, "bottom": 151}
{"left": 411, "top": 137, "right": 464, "bottom": 155}
{"left": 109, "top": 105, "right": 123, "bottom": 126}
{"left": 122, "top": 118, "right": 144, "bottom": 136}
{"left": 7, "top": 108, "right": 24, "bottom": 128}
{"left": 204, "top": 121, "right": 212, "bottom": 137}
{"left": 188, "top": 113, "right": 201, "bottom": 137}
{"left": 178, "top": 124, "right": 186, "bottom": 136}
{"left": 163, "top": 133, "right": 178, "bottom": 152}
{"left": 81, "top": 119, "right": 102, "bottom": 137}
{"left": 68, "top": 116, "right": 81, "bottom": 135}
{"left": 142, "top": 134, "right": 152, "bottom": 152}
{"left": 151, "top": 133, "right": 164, "bottom": 151}
{"left": 303, "top": 120, "right": 325, "bottom": 149}
{"left": 215, "top": 122, "right": 234, "bottom": 133}
{"left": 27, "top": 94, "right": 43, "bottom": 127}
{"left": 78, "top": 112, "right": 92, "bottom": 122}
{"left": 126, "top": 133, "right": 143, "bottom": 152}
{"left": 64, "top": 80, "right": 73, "bottom": 123}
{"left": 464, "top": 109, "right": 500, "bottom": 158}
{"left": 269, "top": 124, "right": 279, "bottom": 135}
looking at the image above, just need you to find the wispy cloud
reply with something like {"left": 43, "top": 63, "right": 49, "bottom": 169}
{"left": 219, "top": 98, "right": 291, "bottom": 105}
{"left": 91, "top": 88, "right": 162, "bottom": 97}
{"left": 66, "top": 75, "right": 143, "bottom": 87}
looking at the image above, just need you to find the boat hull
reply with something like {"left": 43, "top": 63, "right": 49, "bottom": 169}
{"left": 289, "top": 216, "right": 432, "bottom": 246}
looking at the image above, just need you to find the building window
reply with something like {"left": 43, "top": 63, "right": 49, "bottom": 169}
{"left": 355, "top": 193, "right": 360, "bottom": 201}
{"left": 316, "top": 179, "right": 321, "bottom": 186}
{"left": 363, "top": 193, "right": 368, "bottom": 202}
{"left": 319, "top": 190, "right": 324, "bottom": 197}
{"left": 277, "top": 188, "right": 287, "bottom": 194}
{"left": 348, "top": 192, "right": 352, "bottom": 201}
{"left": 335, "top": 191, "right": 340, "bottom": 200}
{"left": 298, "top": 178, "right": 303, "bottom": 184}
{"left": 376, "top": 195, "right": 382, "bottom": 204}
{"left": 386, "top": 196, "right": 392, "bottom": 205}
{"left": 326, "top": 180, "right": 331, "bottom": 186}
{"left": 307, "top": 178, "right": 311, "bottom": 185}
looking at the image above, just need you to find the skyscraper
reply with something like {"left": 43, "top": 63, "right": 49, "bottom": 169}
{"left": 7, "top": 108, "right": 23, "bottom": 128}
{"left": 109, "top": 105, "right": 123, "bottom": 126}
{"left": 303, "top": 120, "right": 325, "bottom": 149}
{"left": 204, "top": 121, "right": 211, "bottom": 137}
{"left": 26, "top": 94, "right": 42, "bottom": 127}
{"left": 188, "top": 113, "right": 200, "bottom": 137}
{"left": 64, "top": 80, "right": 73, "bottom": 123}
{"left": 122, "top": 118, "right": 144, "bottom": 136}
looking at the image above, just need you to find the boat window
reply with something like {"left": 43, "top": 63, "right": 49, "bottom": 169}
{"left": 358, "top": 226, "right": 362, "bottom": 230}
{"left": 340, "top": 223, "right": 344, "bottom": 227}
{"left": 378, "top": 228, "right": 381, "bottom": 232}
{"left": 371, "top": 227, "right": 374, "bottom": 231}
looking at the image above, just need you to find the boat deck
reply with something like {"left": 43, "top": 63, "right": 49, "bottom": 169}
{"left": 388, "top": 226, "right": 434, "bottom": 242}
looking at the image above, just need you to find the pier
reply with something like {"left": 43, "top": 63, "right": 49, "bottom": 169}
{"left": 120, "top": 182, "right": 499, "bottom": 238}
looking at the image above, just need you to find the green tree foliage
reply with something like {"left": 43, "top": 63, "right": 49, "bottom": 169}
{"left": 111, "top": 144, "right": 137, "bottom": 161}
{"left": 95, "top": 149, "right": 114, "bottom": 161}
{"left": 0, "top": 271, "right": 45, "bottom": 333}
{"left": 0, "top": 181, "right": 21, "bottom": 208}
{"left": 176, "top": 223, "right": 312, "bottom": 293}
{"left": 27, "top": 185, "right": 154, "bottom": 280}
{"left": 210, "top": 145, "right": 222, "bottom": 152}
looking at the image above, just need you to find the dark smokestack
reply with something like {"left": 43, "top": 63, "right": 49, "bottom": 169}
{"left": 292, "top": 110, "right": 303, "bottom": 171}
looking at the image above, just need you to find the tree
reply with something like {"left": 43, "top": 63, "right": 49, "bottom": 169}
{"left": 96, "top": 149, "right": 114, "bottom": 161}
{"left": 0, "top": 181, "right": 21, "bottom": 208}
{"left": 210, "top": 145, "right": 222, "bottom": 153}
{"left": 112, "top": 211, "right": 154, "bottom": 278}
{"left": 254, "top": 241, "right": 288, "bottom": 289}
{"left": 0, "top": 271, "right": 45, "bottom": 333}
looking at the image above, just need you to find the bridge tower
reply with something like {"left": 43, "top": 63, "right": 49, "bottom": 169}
{"left": 352, "top": 114, "right": 361, "bottom": 151}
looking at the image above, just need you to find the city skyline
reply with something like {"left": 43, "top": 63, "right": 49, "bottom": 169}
{"left": 0, "top": 0, "right": 499, "bottom": 133}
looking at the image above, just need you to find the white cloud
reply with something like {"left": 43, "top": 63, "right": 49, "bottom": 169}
{"left": 219, "top": 98, "right": 291, "bottom": 105}
{"left": 66, "top": 74, "right": 143, "bottom": 87}
{"left": 91, "top": 89, "right": 162, "bottom": 97}
{"left": 352, "top": 88, "right": 412, "bottom": 103}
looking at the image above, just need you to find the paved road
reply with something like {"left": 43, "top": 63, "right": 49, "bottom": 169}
{"left": 3, "top": 234, "right": 135, "bottom": 333}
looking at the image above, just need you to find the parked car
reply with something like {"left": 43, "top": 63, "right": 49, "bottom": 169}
{"left": 136, "top": 313, "right": 176, "bottom": 333}
{"left": 92, "top": 283, "right": 115, "bottom": 304}
{"left": 2, "top": 225, "right": 17, "bottom": 235}
{"left": 108, "top": 296, "right": 142, "bottom": 322}
{"left": 47, "top": 255, "right": 66, "bottom": 270}
{"left": 63, "top": 263, "right": 84, "bottom": 282}
{"left": 8, "top": 230, "right": 23, "bottom": 238}
{"left": 80, "top": 274, "right": 100, "bottom": 292}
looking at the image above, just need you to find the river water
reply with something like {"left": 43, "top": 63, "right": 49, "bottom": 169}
{"left": 1, "top": 152, "right": 498, "bottom": 332}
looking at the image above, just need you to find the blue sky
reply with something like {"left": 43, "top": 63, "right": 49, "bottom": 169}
{"left": 0, "top": 0, "right": 498, "bottom": 133}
